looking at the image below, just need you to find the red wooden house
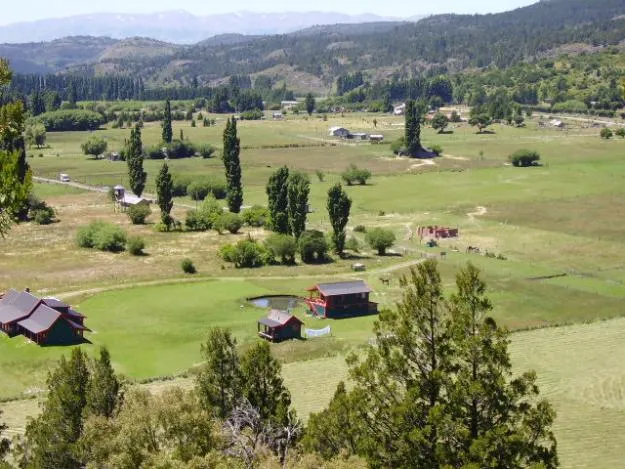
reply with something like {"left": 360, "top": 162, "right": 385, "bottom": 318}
{"left": 257, "top": 310, "right": 304, "bottom": 342}
{"left": 305, "top": 280, "right": 377, "bottom": 319}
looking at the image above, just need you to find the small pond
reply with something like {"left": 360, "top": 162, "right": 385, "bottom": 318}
{"left": 248, "top": 295, "right": 303, "bottom": 310}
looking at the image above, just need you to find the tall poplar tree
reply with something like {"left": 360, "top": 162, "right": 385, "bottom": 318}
{"left": 266, "top": 166, "right": 290, "bottom": 234}
{"left": 155, "top": 162, "right": 174, "bottom": 228}
{"left": 222, "top": 118, "right": 243, "bottom": 213}
{"left": 162, "top": 98, "right": 173, "bottom": 144}
{"left": 327, "top": 183, "right": 351, "bottom": 255}
{"left": 404, "top": 99, "right": 423, "bottom": 156}
{"left": 286, "top": 171, "right": 310, "bottom": 239}
{"left": 126, "top": 124, "right": 146, "bottom": 197}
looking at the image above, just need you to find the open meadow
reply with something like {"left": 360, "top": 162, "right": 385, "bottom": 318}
{"left": 1, "top": 109, "right": 625, "bottom": 467}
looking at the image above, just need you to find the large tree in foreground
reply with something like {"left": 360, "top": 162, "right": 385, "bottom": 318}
{"left": 326, "top": 183, "right": 351, "bottom": 255}
{"left": 155, "top": 162, "right": 174, "bottom": 228}
{"left": 126, "top": 124, "right": 147, "bottom": 197}
{"left": 306, "top": 260, "right": 558, "bottom": 468}
{"left": 0, "top": 410, "right": 9, "bottom": 463}
{"left": 266, "top": 166, "right": 290, "bottom": 234}
{"left": 222, "top": 118, "right": 243, "bottom": 213}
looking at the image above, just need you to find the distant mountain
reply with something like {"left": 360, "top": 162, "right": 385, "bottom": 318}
{"left": 0, "top": 10, "right": 413, "bottom": 44}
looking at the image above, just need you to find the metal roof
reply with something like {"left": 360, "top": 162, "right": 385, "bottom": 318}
{"left": 313, "top": 280, "right": 372, "bottom": 297}
{"left": 17, "top": 304, "right": 61, "bottom": 334}
{"left": 258, "top": 317, "right": 282, "bottom": 328}
{"left": 259, "top": 310, "right": 303, "bottom": 328}
{"left": 0, "top": 291, "right": 41, "bottom": 324}
{"left": 42, "top": 297, "right": 69, "bottom": 310}
{"left": 0, "top": 289, "right": 20, "bottom": 303}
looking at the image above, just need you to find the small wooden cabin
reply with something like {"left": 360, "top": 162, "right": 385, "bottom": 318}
{"left": 305, "top": 280, "right": 377, "bottom": 319}
{"left": 258, "top": 310, "right": 303, "bottom": 342}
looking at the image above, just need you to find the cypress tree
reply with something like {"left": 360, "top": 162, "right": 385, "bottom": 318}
{"left": 30, "top": 90, "right": 46, "bottom": 116}
{"left": 266, "top": 166, "right": 290, "bottom": 234}
{"left": 85, "top": 347, "right": 121, "bottom": 419}
{"left": 126, "top": 124, "right": 146, "bottom": 197}
{"left": 327, "top": 183, "right": 352, "bottom": 255}
{"left": 287, "top": 171, "right": 310, "bottom": 239}
{"left": 222, "top": 118, "right": 243, "bottom": 213}
{"left": 155, "top": 162, "right": 174, "bottom": 228}
{"left": 162, "top": 98, "right": 173, "bottom": 144}
{"left": 404, "top": 99, "right": 423, "bottom": 156}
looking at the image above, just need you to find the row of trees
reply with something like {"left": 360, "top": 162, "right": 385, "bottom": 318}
{"left": 0, "top": 262, "right": 558, "bottom": 468}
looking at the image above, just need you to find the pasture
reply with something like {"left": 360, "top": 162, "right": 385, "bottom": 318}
{"left": 1, "top": 108, "right": 625, "bottom": 467}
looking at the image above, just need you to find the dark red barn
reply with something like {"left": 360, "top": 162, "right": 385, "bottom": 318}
{"left": 305, "top": 280, "right": 377, "bottom": 319}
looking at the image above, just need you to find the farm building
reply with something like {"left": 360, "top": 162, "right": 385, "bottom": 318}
{"left": 113, "top": 185, "right": 151, "bottom": 210}
{"left": 257, "top": 310, "right": 303, "bottom": 342}
{"left": 370, "top": 134, "right": 384, "bottom": 143}
{"left": 329, "top": 126, "right": 351, "bottom": 138}
{"left": 393, "top": 103, "right": 406, "bottom": 115}
{"left": 305, "top": 280, "right": 377, "bottom": 319}
{"left": 0, "top": 289, "right": 89, "bottom": 346}
{"left": 349, "top": 132, "right": 369, "bottom": 140}
{"left": 272, "top": 112, "right": 284, "bottom": 120}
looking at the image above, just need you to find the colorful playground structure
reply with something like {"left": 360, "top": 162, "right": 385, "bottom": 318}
{"left": 417, "top": 225, "right": 459, "bottom": 239}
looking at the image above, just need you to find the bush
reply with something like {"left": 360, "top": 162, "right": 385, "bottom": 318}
{"left": 32, "top": 206, "right": 56, "bottom": 225}
{"left": 127, "top": 236, "right": 146, "bottom": 256}
{"left": 265, "top": 233, "right": 297, "bottom": 265}
{"left": 172, "top": 174, "right": 193, "bottom": 196}
{"left": 240, "top": 110, "right": 264, "bottom": 120}
{"left": 391, "top": 137, "right": 407, "bottom": 155}
{"left": 509, "top": 149, "right": 541, "bottom": 167}
{"left": 345, "top": 237, "right": 360, "bottom": 252}
{"left": 600, "top": 128, "right": 614, "bottom": 139}
{"left": 242, "top": 205, "right": 269, "bottom": 227}
{"left": 298, "top": 230, "right": 329, "bottom": 263}
{"left": 145, "top": 145, "right": 166, "bottom": 160}
{"left": 365, "top": 227, "right": 396, "bottom": 255}
{"left": 181, "top": 258, "right": 197, "bottom": 274}
{"left": 187, "top": 177, "right": 228, "bottom": 201}
{"left": 81, "top": 136, "right": 108, "bottom": 159}
{"left": 615, "top": 128, "right": 625, "bottom": 138}
{"left": 165, "top": 140, "right": 196, "bottom": 159}
{"left": 431, "top": 144, "right": 443, "bottom": 156}
{"left": 449, "top": 110, "right": 462, "bottom": 122}
{"left": 552, "top": 100, "right": 588, "bottom": 114}
{"left": 220, "top": 239, "right": 267, "bottom": 268}
{"left": 29, "top": 110, "right": 105, "bottom": 131}
{"left": 199, "top": 144, "right": 216, "bottom": 158}
{"left": 92, "top": 224, "right": 127, "bottom": 252}
{"left": 127, "top": 204, "right": 151, "bottom": 224}
{"left": 353, "top": 225, "right": 366, "bottom": 233}
{"left": 342, "top": 164, "right": 372, "bottom": 185}
{"left": 185, "top": 196, "right": 224, "bottom": 231}
{"left": 217, "top": 212, "right": 243, "bottom": 234}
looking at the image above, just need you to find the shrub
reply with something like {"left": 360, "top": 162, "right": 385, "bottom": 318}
{"left": 217, "top": 212, "right": 243, "bottom": 234}
{"left": 127, "top": 236, "right": 146, "bottom": 256}
{"left": 615, "top": 128, "right": 625, "bottom": 138}
{"left": 185, "top": 196, "right": 224, "bottom": 231}
{"left": 127, "top": 204, "right": 151, "bottom": 224}
{"left": 345, "top": 237, "right": 360, "bottom": 252}
{"left": 187, "top": 177, "right": 227, "bottom": 201}
{"left": 145, "top": 145, "right": 166, "bottom": 160}
{"left": 265, "top": 233, "right": 297, "bottom": 265}
{"left": 240, "top": 109, "right": 264, "bottom": 120}
{"left": 165, "top": 140, "right": 196, "bottom": 159}
{"left": 29, "top": 110, "right": 105, "bottom": 131}
{"left": 220, "top": 239, "right": 267, "bottom": 268}
{"left": 353, "top": 225, "right": 366, "bottom": 233}
{"left": 185, "top": 210, "right": 209, "bottom": 232}
{"left": 298, "top": 230, "right": 329, "bottom": 263}
{"left": 431, "top": 144, "right": 443, "bottom": 156}
{"left": 315, "top": 169, "right": 325, "bottom": 182}
{"left": 172, "top": 174, "right": 193, "bottom": 196}
{"left": 242, "top": 205, "right": 269, "bottom": 227}
{"left": 181, "top": 258, "right": 197, "bottom": 274}
{"left": 365, "top": 227, "right": 396, "bottom": 255}
{"left": 449, "top": 110, "right": 462, "bottom": 122}
{"left": 342, "top": 164, "right": 372, "bottom": 185}
{"left": 32, "top": 206, "right": 56, "bottom": 225}
{"left": 81, "top": 136, "right": 108, "bottom": 159}
{"left": 391, "top": 137, "right": 406, "bottom": 155}
{"left": 199, "top": 144, "right": 216, "bottom": 158}
{"left": 552, "top": 100, "right": 588, "bottom": 114}
{"left": 600, "top": 128, "right": 614, "bottom": 139}
{"left": 92, "top": 224, "right": 127, "bottom": 252}
{"left": 76, "top": 221, "right": 104, "bottom": 248}
{"left": 509, "top": 149, "right": 541, "bottom": 167}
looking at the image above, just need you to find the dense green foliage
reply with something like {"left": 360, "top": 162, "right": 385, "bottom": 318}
{"left": 266, "top": 166, "right": 290, "bottom": 234}
{"left": 341, "top": 164, "right": 371, "bottom": 186}
{"left": 365, "top": 227, "right": 396, "bottom": 255}
{"left": 242, "top": 205, "right": 270, "bottom": 227}
{"left": 161, "top": 99, "right": 173, "bottom": 143}
{"left": 264, "top": 233, "right": 298, "bottom": 265}
{"left": 287, "top": 171, "right": 310, "bottom": 239}
{"left": 327, "top": 183, "right": 351, "bottom": 255}
{"left": 126, "top": 236, "right": 146, "bottom": 256}
{"left": 216, "top": 212, "right": 243, "bottom": 234}
{"left": 298, "top": 230, "right": 329, "bottom": 263}
{"left": 222, "top": 118, "right": 243, "bottom": 213}
{"left": 155, "top": 162, "right": 174, "bottom": 229}
{"left": 80, "top": 135, "right": 107, "bottom": 158}
{"left": 30, "top": 110, "right": 105, "bottom": 131}
{"left": 126, "top": 203, "right": 151, "bottom": 225}
{"left": 181, "top": 258, "right": 197, "bottom": 274}
{"left": 509, "top": 149, "right": 541, "bottom": 167}
{"left": 76, "top": 221, "right": 128, "bottom": 252}
{"left": 220, "top": 238, "right": 268, "bottom": 268}
{"left": 126, "top": 124, "right": 146, "bottom": 197}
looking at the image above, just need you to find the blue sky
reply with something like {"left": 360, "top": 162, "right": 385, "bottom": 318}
{"left": 2, "top": 0, "right": 538, "bottom": 25}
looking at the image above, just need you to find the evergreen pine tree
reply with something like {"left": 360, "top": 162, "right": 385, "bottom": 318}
{"left": 22, "top": 349, "right": 90, "bottom": 469}
{"left": 85, "top": 347, "right": 121, "bottom": 419}
{"left": 30, "top": 91, "right": 46, "bottom": 116}
{"left": 126, "top": 124, "right": 146, "bottom": 197}
{"left": 155, "top": 162, "right": 174, "bottom": 228}
{"left": 222, "top": 118, "right": 243, "bottom": 213}
{"left": 67, "top": 81, "right": 77, "bottom": 108}
{"left": 286, "top": 171, "right": 310, "bottom": 239}
{"left": 404, "top": 99, "right": 423, "bottom": 156}
{"left": 162, "top": 99, "right": 173, "bottom": 144}
{"left": 327, "top": 183, "right": 352, "bottom": 255}
{"left": 305, "top": 93, "right": 316, "bottom": 116}
{"left": 266, "top": 166, "right": 290, "bottom": 234}
{"left": 197, "top": 328, "right": 242, "bottom": 419}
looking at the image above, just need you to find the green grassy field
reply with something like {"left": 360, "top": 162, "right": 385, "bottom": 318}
{"left": 1, "top": 111, "right": 625, "bottom": 467}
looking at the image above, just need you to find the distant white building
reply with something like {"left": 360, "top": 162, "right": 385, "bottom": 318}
{"left": 549, "top": 119, "right": 564, "bottom": 128}
{"left": 329, "top": 126, "right": 351, "bottom": 138}
{"left": 370, "top": 134, "right": 384, "bottom": 143}
{"left": 272, "top": 112, "right": 284, "bottom": 120}
{"left": 113, "top": 185, "right": 151, "bottom": 210}
{"left": 393, "top": 103, "right": 406, "bottom": 116}
{"left": 350, "top": 132, "right": 368, "bottom": 140}
{"left": 281, "top": 100, "right": 299, "bottom": 110}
